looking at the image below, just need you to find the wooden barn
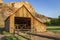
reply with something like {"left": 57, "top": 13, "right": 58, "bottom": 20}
{"left": 5, "top": 2, "right": 46, "bottom": 33}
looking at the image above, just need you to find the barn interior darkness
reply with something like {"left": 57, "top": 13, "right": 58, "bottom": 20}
{"left": 14, "top": 17, "right": 31, "bottom": 31}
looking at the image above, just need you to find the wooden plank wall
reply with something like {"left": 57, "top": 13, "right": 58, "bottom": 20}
{"left": 6, "top": 5, "right": 46, "bottom": 33}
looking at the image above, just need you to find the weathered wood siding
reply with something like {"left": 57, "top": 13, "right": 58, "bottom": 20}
{"left": 5, "top": 5, "right": 46, "bottom": 33}
{"left": 10, "top": 14, "right": 15, "bottom": 33}
{"left": 15, "top": 6, "right": 34, "bottom": 32}
{"left": 14, "top": 6, "right": 45, "bottom": 33}
{"left": 33, "top": 19, "right": 46, "bottom": 32}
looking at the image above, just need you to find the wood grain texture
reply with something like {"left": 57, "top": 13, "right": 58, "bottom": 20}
{"left": 5, "top": 5, "right": 46, "bottom": 33}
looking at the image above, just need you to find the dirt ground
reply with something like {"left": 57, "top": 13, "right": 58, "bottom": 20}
{"left": 0, "top": 31, "right": 60, "bottom": 40}
{"left": 31, "top": 31, "right": 60, "bottom": 40}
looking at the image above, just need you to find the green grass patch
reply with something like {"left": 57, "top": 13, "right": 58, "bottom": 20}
{"left": 46, "top": 26, "right": 60, "bottom": 33}
{"left": 3, "top": 32, "right": 25, "bottom": 40}
{"left": 2, "top": 31, "right": 13, "bottom": 35}
{"left": 47, "top": 26, "right": 60, "bottom": 27}
{"left": 18, "top": 36, "right": 25, "bottom": 40}
{"left": 4, "top": 34, "right": 25, "bottom": 40}
{"left": 5, "top": 35, "right": 18, "bottom": 40}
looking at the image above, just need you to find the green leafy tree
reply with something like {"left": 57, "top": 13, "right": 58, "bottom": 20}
{"left": 50, "top": 18, "right": 58, "bottom": 26}
{"left": 58, "top": 15, "right": 60, "bottom": 25}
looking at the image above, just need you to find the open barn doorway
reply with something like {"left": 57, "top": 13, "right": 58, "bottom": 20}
{"left": 14, "top": 17, "right": 31, "bottom": 33}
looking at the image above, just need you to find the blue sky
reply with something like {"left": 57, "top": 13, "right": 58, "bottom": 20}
{"left": 3, "top": 0, "right": 60, "bottom": 18}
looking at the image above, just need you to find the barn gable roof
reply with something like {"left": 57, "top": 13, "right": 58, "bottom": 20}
{"left": 5, "top": 2, "right": 44, "bottom": 23}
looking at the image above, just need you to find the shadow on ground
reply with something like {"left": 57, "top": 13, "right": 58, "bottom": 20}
{"left": 27, "top": 33, "right": 60, "bottom": 40}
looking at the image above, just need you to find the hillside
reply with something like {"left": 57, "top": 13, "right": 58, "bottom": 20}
{"left": 0, "top": 2, "right": 50, "bottom": 27}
